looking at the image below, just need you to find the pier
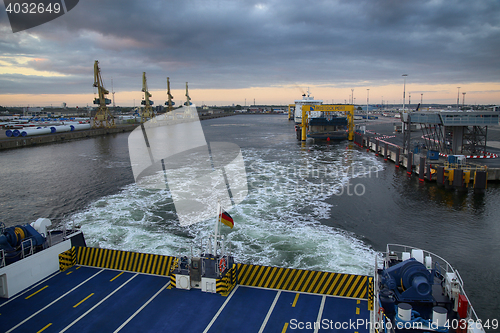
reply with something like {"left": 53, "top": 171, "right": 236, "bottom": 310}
{"left": 352, "top": 117, "right": 500, "bottom": 185}
{"left": 0, "top": 124, "right": 137, "bottom": 151}
{"left": 0, "top": 113, "right": 235, "bottom": 151}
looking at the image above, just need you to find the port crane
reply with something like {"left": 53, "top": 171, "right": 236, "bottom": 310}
{"left": 184, "top": 82, "right": 196, "bottom": 118}
{"left": 111, "top": 78, "right": 116, "bottom": 109}
{"left": 141, "top": 72, "right": 154, "bottom": 123}
{"left": 165, "top": 77, "right": 174, "bottom": 113}
{"left": 92, "top": 60, "right": 114, "bottom": 129}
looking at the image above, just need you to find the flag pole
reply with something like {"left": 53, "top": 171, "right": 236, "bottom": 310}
{"left": 214, "top": 200, "right": 221, "bottom": 258}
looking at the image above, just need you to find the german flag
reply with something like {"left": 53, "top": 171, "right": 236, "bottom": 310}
{"left": 220, "top": 211, "right": 234, "bottom": 229}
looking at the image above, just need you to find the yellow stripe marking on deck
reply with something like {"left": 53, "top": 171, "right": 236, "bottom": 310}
{"left": 25, "top": 285, "right": 48, "bottom": 299}
{"left": 292, "top": 293, "right": 300, "bottom": 307}
{"left": 282, "top": 323, "right": 289, "bottom": 333}
{"left": 73, "top": 293, "right": 94, "bottom": 308}
{"left": 37, "top": 323, "right": 52, "bottom": 333}
{"left": 110, "top": 272, "right": 124, "bottom": 282}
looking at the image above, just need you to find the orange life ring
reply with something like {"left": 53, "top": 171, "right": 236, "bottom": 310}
{"left": 219, "top": 258, "right": 227, "bottom": 272}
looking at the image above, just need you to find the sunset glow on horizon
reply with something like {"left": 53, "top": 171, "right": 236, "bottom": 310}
{"left": 2, "top": 82, "right": 499, "bottom": 108}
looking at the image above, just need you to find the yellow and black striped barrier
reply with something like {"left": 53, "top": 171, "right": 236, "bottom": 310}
{"left": 367, "top": 277, "right": 374, "bottom": 310}
{"left": 76, "top": 247, "right": 175, "bottom": 276}
{"left": 169, "top": 274, "right": 177, "bottom": 289}
{"left": 65, "top": 248, "right": 374, "bottom": 303}
{"left": 237, "top": 264, "right": 370, "bottom": 299}
{"left": 59, "top": 246, "right": 77, "bottom": 271}
{"left": 170, "top": 257, "right": 179, "bottom": 274}
{"left": 216, "top": 264, "right": 237, "bottom": 296}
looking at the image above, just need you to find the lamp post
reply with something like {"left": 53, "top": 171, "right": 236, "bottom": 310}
{"left": 402, "top": 74, "right": 408, "bottom": 112}
{"left": 462, "top": 92, "right": 466, "bottom": 108}
{"left": 457, "top": 87, "right": 460, "bottom": 109}
{"left": 366, "top": 89, "right": 370, "bottom": 121}
{"left": 351, "top": 89, "right": 354, "bottom": 104}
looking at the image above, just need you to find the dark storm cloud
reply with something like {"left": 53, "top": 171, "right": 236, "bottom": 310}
{"left": 0, "top": 0, "right": 499, "bottom": 95}
{"left": 0, "top": 73, "right": 89, "bottom": 94}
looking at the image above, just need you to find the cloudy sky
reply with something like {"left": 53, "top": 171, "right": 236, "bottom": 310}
{"left": 1, "top": 0, "right": 499, "bottom": 107}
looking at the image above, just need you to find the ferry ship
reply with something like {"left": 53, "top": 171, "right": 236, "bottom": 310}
{"left": 293, "top": 90, "right": 323, "bottom": 124}
{"left": 293, "top": 91, "right": 349, "bottom": 141}
{"left": 0, "top": 219, "right": 488, "bottom": 333}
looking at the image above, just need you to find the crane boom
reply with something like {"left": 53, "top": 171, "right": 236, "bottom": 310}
{"left": 165, "top": 77, "right": 174, "bottom": 113}
{"left": 92, "top": 60, "right": 114, "bottom": 129}
{"left": 140, "top": 72, "right": 154, "bottom": 123}
{"left": 185, "top": 82, "right": 191, "bottom": 105}
{"left": 184, "top": 82, "right": 195, "bottom": 118}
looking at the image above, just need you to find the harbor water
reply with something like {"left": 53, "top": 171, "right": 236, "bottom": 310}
{"left": 0, "top": 114, "right": 498, "bottom": 328}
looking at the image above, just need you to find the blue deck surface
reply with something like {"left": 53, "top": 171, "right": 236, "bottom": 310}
{"left": 0, "top": 266, "right": 369, "bottom": 333}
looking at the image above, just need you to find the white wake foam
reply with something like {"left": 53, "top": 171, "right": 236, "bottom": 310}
{"left": 67, "top": 144, "right": 383, "bottom": 275}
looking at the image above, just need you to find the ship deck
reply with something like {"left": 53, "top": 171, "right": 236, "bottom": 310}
{"left": 0, "top": 266, "right": 369, "bottom": 333}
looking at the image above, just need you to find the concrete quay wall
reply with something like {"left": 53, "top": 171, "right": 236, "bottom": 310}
{"left": 0, "top": 113, "right": 235, "bottom": 151}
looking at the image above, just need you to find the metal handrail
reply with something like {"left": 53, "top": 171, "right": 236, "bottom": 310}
{"left": 385, "top": 244, "right": 463, "bottom": 286}
{"left": 21, "top": 238, "right": 34, "bottom": 259}
{"left": 0, "top": 249, "right": 5, "bottom": 268}
{"left": 444, "top": 161, "right": 487, "bottom": 172}
{"left": 372, "top": 254, "right": 381, "bottom": 333}
{"left": 47, "top": 230, "right": 52, "bottom": 247}
{"left": 61, "top": 227, "right": 79, "bottom": 240}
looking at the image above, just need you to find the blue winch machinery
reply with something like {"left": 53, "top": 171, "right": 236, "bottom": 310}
{"left": 381, "top": 258, "right": 434, "bottom": 303}
{"left": 0, "top": 222, "right": 47, "bottom": 265}
{"left": 377, "top": 249, "right": 474, "bottom": 333}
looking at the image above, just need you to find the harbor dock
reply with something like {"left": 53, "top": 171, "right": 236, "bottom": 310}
{"left": 353, "top": 117, "right": 500, "bottom": 182}
{"left": 0, "top": 124, "right": 137, "bottom": 151}
{"left": 0, "top": 113, "right": 235, "bottom": 151}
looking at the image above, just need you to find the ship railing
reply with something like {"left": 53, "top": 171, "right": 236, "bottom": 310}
{"left": 47, "top": 230, "right": 53, "bottom": 248}
{"left": 21, "top": 238, "right": 34, "bottom": 259}
{"left": 385, "top": 244, "right": 461, "bottom": 283}
{"left": 373, "top": 254, "right": 398, "bottom": 333}
{"left": 45, "top": 226, "right": 79, "bottom": 249}
{"left": 0, "top": 249, "right": 5, "bottom": 268}
{"left": 372, "top": 254, "right": 382, "bottom": 333}
{"left": 385, "top": 244, "right": 483, "bottom": 329}
{"left": 444, "top": 161, "right": 487, "bottom": 172}
{"left": 61, "top": 227, "right": 79, "bottom": 240}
